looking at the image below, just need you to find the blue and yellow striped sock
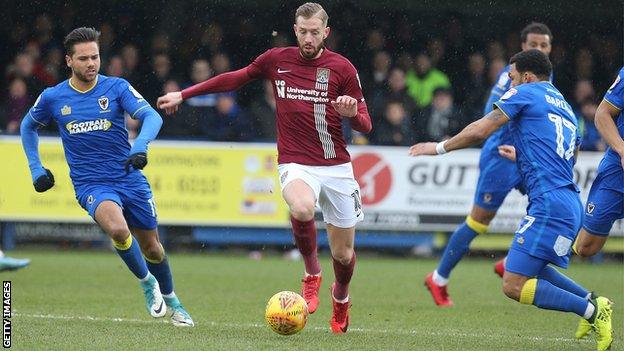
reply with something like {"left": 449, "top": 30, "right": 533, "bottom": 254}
{"left": 537, "top": 265, "right": 589, "bottom": 298}
{"left": 520, "top": 278, "right": 591, "bottom": 318}
{"left": 145, "top": 244, "right": 174, "bottom": 295}
{"left": 113, "top": 235, "right": 149, "bottom": 280}
{"left": 436, "top": 216, "right": 488, "bottom": 278}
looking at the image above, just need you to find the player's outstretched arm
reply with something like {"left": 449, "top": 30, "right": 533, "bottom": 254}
{"left": 20, "top": 115, "right": 55, "bottom": 192}
{"left": 157, "top": 67, "right": 255, "bottom": 115}
{"left": 409, "top": 108, "right": 509, "bottom": 156}
{"left": 595, "top": 99, "right": 624, "bottom": 169}
{"left": 126, "top": 107, "right": 163, "bottom": 172}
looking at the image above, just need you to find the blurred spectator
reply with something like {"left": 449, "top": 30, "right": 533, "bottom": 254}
{"left": 159, "top": 80, "right": 203, "bottom": 138}
{"left": 120, "top": 44, "right": 141, "bottom": 83}
{"left": 486, "top": 41, "right": 506, "bottom": 61}
{"left": 185, "top": 59, "right": 217, "bottom": 108}
{"left": 427, "top": 38, "right": 446, "bottom": 71}
{"left": 249, "top": 80, "right": 277, "bottom": 141}
{"left": 487, "top": 58, "right": 507, "bottom": 87}
{"left": 578, "top": 100, "right": 605, "bottom": 152}
{"left": 106, "top": 55, "right": 124, "bottom": 77}
{"left": 151, "top": 32, "right": 172, "bottom": 55}
{"left": 369, "top": 67, "right": 417, "bottom": 131}
{"left": 4, "top": 78, "right": 30, "bottom": 134}
{"left": 572, "top": 79, "right": 596, "bottom": 110}
{"left": 44, "top": 48, "right": 64, "bottom": 83}
{"left": 372, "top": 101, "right": 415, "bottom": 146}
{"left": 457, "top": 52, "right": 488, "bottom": 120}
{"left": 574, "top": 48, "right": 594, "bottom": 81}
{"left": 197, "top": 22, "right": 224, "bottom": 58}
{"left": 414, "top": 88, "right": 466, "bottom": 142}
{"left": 99, "top": 23, "right": 116, "bottom": 62}
{"left": 7, "top": 53, "right": 46, "bottom": 98}
{"left": 406, "top": 53, "right": 451, "bottom": 109}
{"left": 143, "top": 53, "right": 173, "bottom": 105}
{"left": 366, "top": 51, "right": 392, "bottom": 93}
{"left": 204, "top": 92, "right": 255, "bottom": 141}
{"left": 211, "top": 52, "right": 231, "bottom": 75}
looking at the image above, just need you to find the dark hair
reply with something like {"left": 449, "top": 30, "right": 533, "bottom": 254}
{"left": 63, "top": 27, "right": 100, "bottom": 55}
{"left": 520, "top": 22, "right": 552, "bottom": 43}
{"left": 509, "top": 49, "right": 552, "bottom": 80}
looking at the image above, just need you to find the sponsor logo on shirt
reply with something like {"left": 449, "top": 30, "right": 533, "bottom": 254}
{"left": 66, "top": 118, "right": 112, "bottom": 134}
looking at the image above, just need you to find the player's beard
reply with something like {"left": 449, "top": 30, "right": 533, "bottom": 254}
{"left": 299, "top": 41, "right": 324, "bottom": 60}
{"left": 73, "top": 67, "right": 98, "bottom": 83}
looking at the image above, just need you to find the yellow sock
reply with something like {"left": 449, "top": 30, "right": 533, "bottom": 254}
{"left": 112, "top": 235, "right": 132, "bottom": 250}
{"left": 519, "top": 278, "right": 538, "bottom": 305}
{"left": 466, "top": 215, "right": 489, "bottom": 235}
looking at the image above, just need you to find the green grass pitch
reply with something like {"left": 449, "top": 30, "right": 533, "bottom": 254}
{"left": 6, "top": 250, "right": 623, "bottom": 350}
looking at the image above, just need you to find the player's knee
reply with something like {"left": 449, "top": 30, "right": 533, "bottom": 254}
{"left": 107, "top": 224, "right": 131, "bottom": 243}
{"left": 575, "top": 244, "right": 597, "bottom": 258}
{"left": 289, "top": 201, "right": 315, "bottom": 221}
{"left": 332, "top": 249, "right": 354, "bottom": 266}
{"left": 142, "top": 241, "right": 164, "bottom": 262}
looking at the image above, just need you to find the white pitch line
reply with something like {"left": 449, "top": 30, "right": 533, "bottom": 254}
{"left": 13, "top": 312, "right": 591, "bottom": 344}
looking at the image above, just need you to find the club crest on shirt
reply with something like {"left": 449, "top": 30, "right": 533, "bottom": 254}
{"left": 61, "top": 105, "right": 72, "bottom": 116}
{"left": 315, "top": 68, "right": 330, "bottom": 90}
{"left": 98, "top": 96, "right": 109, "bottom": 111}
{"left": 87, "top": 195, "right": 95, "bottom": 205}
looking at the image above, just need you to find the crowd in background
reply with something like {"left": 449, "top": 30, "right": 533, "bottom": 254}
{"left": 1, "top": 3, "right": 621, "bottom": 151}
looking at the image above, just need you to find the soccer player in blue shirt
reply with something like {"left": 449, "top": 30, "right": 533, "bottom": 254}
{"left": 20, "top": 27, "right": 194, "bottom": 327}
{"left": 410, "top": 50, "right": 613, "bottom": 351}
{"left": 573, "top": 67, "right": 624, "bottom": 257}
{"left": 424, "top": 23, "right": 554, "bottom": 307}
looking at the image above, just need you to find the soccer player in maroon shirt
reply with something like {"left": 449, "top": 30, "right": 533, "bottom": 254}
{"left": 157, "top": 3, "right": 371, "bottom": 333}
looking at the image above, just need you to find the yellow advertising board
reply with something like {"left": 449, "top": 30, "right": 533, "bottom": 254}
{"left": 1, "top": 137, "right": 290, "bottom": 226}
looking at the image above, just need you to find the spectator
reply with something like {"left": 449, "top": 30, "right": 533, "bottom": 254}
{"left": 185, "top": 59, "right": 217, "bottom": 108}
{"left": 4, "top": 78, "right": 30, "bottom": 134}
{"left": 211, "top": 52, "right": 231, "bottom": 75}
{"left": 159, "top": 80, "right": 203, "bottom": 138}
{"left": 372, "top": 101, "right": 415, "bottom": 146}
{"left": 487, "top": 58, "right": 506, "bottom": 87}
{"left": 578, "top": 99, "right": 605, "bottom": 152}
{"left": 8, "top": 53, "right": 46, "bottom": 98}
{"left": 574, "top": 47, "right": 594, "bottom": 81}
{"left": 249, "top": 80, "right": 277, "bottom": 141}
{"left": 204, "top": 92, "right": 255, "bottom": 142}
{"left": 572, "top": 79, "right": 596, "bottom": 111}
{"left": 370, "top": 67, "right": 417, "bottom": 130}
{"left": 106, "top": 55, "right": 124, "bottom": 77}
{"left": 414, "top": 87, "right": 466, "bottom": 142}
{"left": 120, "top": 44, "right": 141, "bottom": 83}
{"left": 143, "top": 53, "right": 173, "bottom": 105}
{"left": 458, "top": 52, "right": 488, "bottom": 120}
{"left": 405, "top": 53, "right": 451, "bottom": 109}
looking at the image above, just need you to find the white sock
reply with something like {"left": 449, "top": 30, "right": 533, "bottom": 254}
{"left": 305, "top": 271, "right": 321, "bottom": 277}
{"left": 432, "top": 270, "right": 449, "bottom": 286}
{"left": 139, "top": 273, "right": 152, "bottom": 282}
{"left": 332, "top": 294, "right": 349, "bottom": 304}
{"left": 583, "top": 302, "right": 596, "bottom": 320}
{"left": 163, "top": 292, "right": 176, "bottom": 299}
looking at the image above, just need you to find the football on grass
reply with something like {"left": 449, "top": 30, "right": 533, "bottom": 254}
{"left": 265, "top": 291, "right": 308, "bottom": 335}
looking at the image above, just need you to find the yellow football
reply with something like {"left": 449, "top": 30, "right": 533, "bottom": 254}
{"left": 264, "top": 291, "right": 309, "bottom": 335}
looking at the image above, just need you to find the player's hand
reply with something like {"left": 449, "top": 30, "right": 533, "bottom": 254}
{"left": 125, "top": 152, "right": 148, "bottom": 173}
{"left": 156, "top": 92, "right": 183, "bottom": 115}
{"left": 498, "top": 145, "right": 517, "bottom": 162}
{"left": 331, "top": 95, "right": 357, "bottom": 118}
{"left": 33, "top": 168, "right": 55, "bottom": 192}
{"left": 408, "top": 142, "right": 438, "bottom": 156}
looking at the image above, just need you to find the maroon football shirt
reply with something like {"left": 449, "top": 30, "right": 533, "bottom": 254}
{"left": 247, "top": 47, "right": 371, "bottom": 166}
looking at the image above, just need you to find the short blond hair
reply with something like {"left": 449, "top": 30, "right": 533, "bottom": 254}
{"left": 295, "top": 2, "right": 329, "bottom": 27}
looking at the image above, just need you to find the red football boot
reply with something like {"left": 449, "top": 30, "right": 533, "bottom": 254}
{"left": 494, "top": 258, "right": 505, "bottom": 278}
{"left": 301, "top": 274, "right": 322, "bottom": 314}
{"left": 329, "top": 284, "right": 350, "bottom": 334}
{"left": 424, "top": 272, "right": 454, "bottom": 307}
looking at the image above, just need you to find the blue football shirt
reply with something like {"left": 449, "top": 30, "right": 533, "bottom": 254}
{"left": 494, "top": 81, "right": 580, "bottom": 199}
{"left": 602, "top": 67, "right": 624, "bottom": 166}
{"left": 27, "top": 74, "right": 150, "bottom": 185}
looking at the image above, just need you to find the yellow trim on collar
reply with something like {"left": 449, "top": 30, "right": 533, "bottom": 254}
{"left": 69, "top": 75, "right": 98, "bottom": 94}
